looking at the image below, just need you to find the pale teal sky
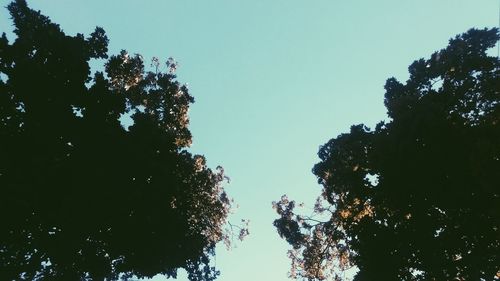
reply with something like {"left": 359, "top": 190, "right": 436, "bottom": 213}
{"left": 1, "top": 1, "right": 498, "bottom": 280}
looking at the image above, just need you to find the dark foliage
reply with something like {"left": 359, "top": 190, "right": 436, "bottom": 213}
{"left": 274, "top": 28, "right": 499, "bottom": 280}
{"left": 0, "top": 1, "right": 235, "bottom": 280}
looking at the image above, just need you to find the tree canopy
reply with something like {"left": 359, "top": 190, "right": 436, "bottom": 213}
{"left": 274, "top": 28, "right": 499, "bottom": 280}
{"left": 0, "top": 1, "right": 238, "bottom": 280}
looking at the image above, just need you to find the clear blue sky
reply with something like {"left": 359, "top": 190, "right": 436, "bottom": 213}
{"left": 1, "top": 1, "right": 498, "bottom": 280}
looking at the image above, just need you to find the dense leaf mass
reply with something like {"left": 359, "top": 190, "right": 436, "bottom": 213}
{"left": 274, "top": 28, "right": 499, "bottom": 280}
{"left": 0, "top": 1, "right": 232, "bottom": 280}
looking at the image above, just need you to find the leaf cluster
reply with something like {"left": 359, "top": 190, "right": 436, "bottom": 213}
{"left": 0, "top": 1, "right": 233, "bottom": 280}
{"left": 274, "top": 28, "right": 500, "bottom": 281}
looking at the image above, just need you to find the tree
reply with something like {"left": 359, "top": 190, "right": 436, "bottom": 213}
{"left": 0, "top": 1, "right": 241, "bottom": 280}
{"left": 274, "top": 28, "right": 499, "bottom": 281}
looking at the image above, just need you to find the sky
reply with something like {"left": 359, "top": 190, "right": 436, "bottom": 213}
{"left": 1, "top": 0, "right": 498, "bottom": 280}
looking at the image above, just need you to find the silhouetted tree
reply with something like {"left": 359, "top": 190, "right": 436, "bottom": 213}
{"left": 274, "top": 28, "right": 499, "bottom": 281}
{"left": 0, "top": 1, "right": 239, "bottom": 280}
